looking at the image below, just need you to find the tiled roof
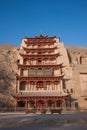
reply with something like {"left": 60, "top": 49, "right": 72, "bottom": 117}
{"left": 13, "top": 91, "right": 68, "bottom": 97}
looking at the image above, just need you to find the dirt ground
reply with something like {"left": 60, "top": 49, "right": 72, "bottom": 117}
{"left": 0, "top": 112, "right": 87, "bottom": 130}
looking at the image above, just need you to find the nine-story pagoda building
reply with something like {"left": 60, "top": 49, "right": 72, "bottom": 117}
{"left": 14, "top": 34, "right": 68, "bottom": 110}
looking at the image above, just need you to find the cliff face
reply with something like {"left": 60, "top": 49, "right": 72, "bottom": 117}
{"left": 66, "top": 46, "right": 87, "bottom": 64}
{"left": 0, "top": 44, "right": 19, "bottom": 107}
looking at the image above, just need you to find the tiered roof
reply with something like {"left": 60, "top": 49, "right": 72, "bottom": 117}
{"left": 18, "top": 63, "right": 63, "bottom": 69}
{"left": 24, "top": 34, "right": 59, "bottom": 45}
{"left": 17, "top": 75, "right": 64, "bottom": 81}
{"left": 14, "top": 91, "right": 67, "bottom": 97}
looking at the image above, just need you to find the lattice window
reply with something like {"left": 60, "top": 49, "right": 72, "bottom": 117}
{"left": 36, "top": 81, "right": 44, "bottom": 88}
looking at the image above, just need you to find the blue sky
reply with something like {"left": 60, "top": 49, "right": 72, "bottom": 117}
{"left": 0, "top": 0, "right": 87, "bottom": 46}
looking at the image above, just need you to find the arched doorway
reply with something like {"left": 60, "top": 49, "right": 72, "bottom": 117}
{"left": 20, "top": 81, "right": 26, "bottom": 91}
{"left": 80, "top": 56, "right": 83, "bottom": 64}
{"left": 47, "top": 100, "right": 53, "bottom": 107}
{"left": 56, "top": 100, "right": 62, "bottom": 107}
{"left": 37, "top": 58, "right": 42, "bottom": 65}
{"left": 28, "top": 100, "right": 35, "bottom": 108}
{"left": 37, "top": 100, "right": 44, "bottom": 109}
{"left": 17, "top": 101, "right": 25, "bottom": 107}
{"left": 36, "top": 81, "right": 44, "bottom": 88}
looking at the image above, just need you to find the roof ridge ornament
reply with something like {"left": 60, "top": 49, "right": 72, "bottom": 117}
{"left": 35, "top": 34, "right": 48, "bottom": 38}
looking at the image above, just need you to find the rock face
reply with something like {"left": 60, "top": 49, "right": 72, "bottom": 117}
{"left": 0, "top": 44, "right": 87, "bottom": 109}
{"left": 0, "top": 44, "right": 19, "bottom": 107}
{"left": 66, "top": 46, "right": 87, "bottom": 109}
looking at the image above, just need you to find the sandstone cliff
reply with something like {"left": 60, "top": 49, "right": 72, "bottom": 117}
{"left": 66, "top": 46, "right": 87, "bottom": 64}
{"left": 0, "top": 44, "right": 19, "bottom": 107}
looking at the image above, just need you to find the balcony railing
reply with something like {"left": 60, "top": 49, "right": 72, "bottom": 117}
{"left": 23, "top": 62, "right": 57, "bottom": 65}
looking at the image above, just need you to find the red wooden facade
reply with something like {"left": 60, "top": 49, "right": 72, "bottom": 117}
{"left": 14, "top": 35, "right": 68, "bottom": 109}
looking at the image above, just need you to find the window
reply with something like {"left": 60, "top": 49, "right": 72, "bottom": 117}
{"left": 38, "top": 44, "right": 42, "bottom": 48}
{"left": 31, "top": 58, "right": 35, "bottom": 61}
{"left": 71, "top": 88, "right": 73, "bottom": 93}
{"left": 20, "top": 69, "right": 23, "bottom": 76}
{"left": 38, "top": 52, "right": 42, "bottom": 54}
{"left": 37, "top": 58, "right": 42, "bottom": 65}
{"left": 30, "top": 81, "right": 34, "bottom": 87}
{"left": 29, "top": 81, "right": 35, "bottom": 90}
{"left": 31, "top": 58, "right": 35, "bottom": 65}
{"left": 32, "top": 52, "right": 34, "bottom": 54}
{"left": 46, "top": 81, "right": 50, "bottom": 85}
{"left": 36, "top": 81, "right": 44, "bottom": 88}
{"left": 44, "top": 69, "right": 52, "bottom": 76}
{"left": 80, "top": 56, "right": 82, "bottom": 64}
{"left": 23, "top": 59, "right": 26, "bottom": 64}
{"left": 20, "top": 81, "right": 26, "bottom": 90}
{"left": 38, "top": 58, "right": 42, "bottom": 62}
{"left": 37, "top": 68, "right": 43, "bottom": 76}
{"left": 54, "top": 81, "right": 58, "bottom": 85}
{"left": 29, "top": 69, "right": 36, "bottom": 76}
{"left": 17, "top": 59, "right": 20, "bottom": 64}
{"left": 44, "top": 58, "right": 48, "bottom": 64}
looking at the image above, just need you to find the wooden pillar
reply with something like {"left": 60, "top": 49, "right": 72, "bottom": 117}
{"left": 25, "top": 100, "right": 28, "bottom": 110}
{"left": 17, "top": 80, "right": 20, "bottom": 93}
{"left": 44, "top": 98, "right": 47, "bottom": 108}
{"left": 62, "top": 98, "right": 66, "bottom": 109}
{"left": 26, "top": 81, "right": 28, "bottom": 91}
{"left": 51, "top": 81, "right": 54, "bottom": 90}
{"left": 34, "top": 81, "right": 36, "bottom": 91}
{"left": 16, "top": 78, "right": 18, "bottom": 93}
{"left": 60, "top": 80, "right": 63, "bottom": 94}
{"left": 49, "top": 58, "right": 50, "bottom": 64}
{"left": 34, "top": 98, "right": 37, "bottom": 108}
{"left": 15, "top": 100, "right": 18, "bottom": 112}
{"left": 27, "top": 81, "right": 29, "bottom": 91}
{"left": 54, "top": 98, "right": 56, "bottom": 107}
{"left": 42, "top": 57, "right": 43, "bottom": 65}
